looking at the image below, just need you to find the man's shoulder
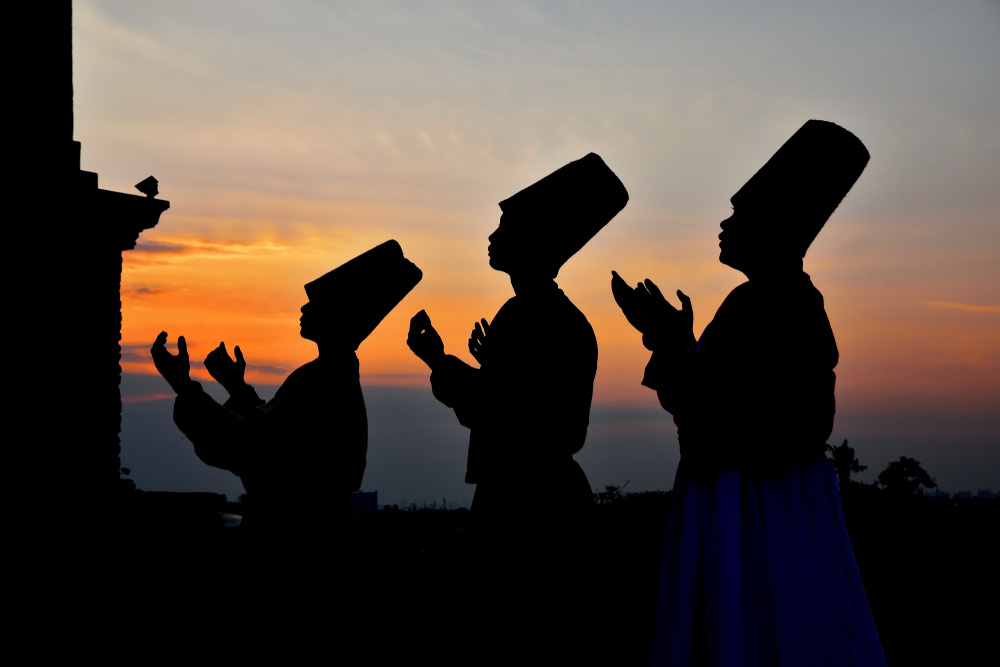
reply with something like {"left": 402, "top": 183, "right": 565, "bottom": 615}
{"left": 275, "top": 356, "right": 360, "bottom": 396}
{"left": 497, "top": 288, "right": 596, "bottom": 352}
{"left": 720, "top": 274, "right": 826, "bottom": 312}
{"left": 509, "top": 288, "right": 595, "bottom": 334}
{"left": 282, "top": 358, "right": 322, "bottom": 384}
{"left": 556, "top": 290, "right": 596, "bottom": 335}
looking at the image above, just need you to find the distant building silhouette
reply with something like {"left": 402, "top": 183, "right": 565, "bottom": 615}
{"left": 350, "top": 490, "right": 378, "bottom": 512}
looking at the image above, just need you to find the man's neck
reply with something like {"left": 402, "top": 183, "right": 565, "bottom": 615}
{"left": 509, "top": 272, "right": 558, "bottom": 296}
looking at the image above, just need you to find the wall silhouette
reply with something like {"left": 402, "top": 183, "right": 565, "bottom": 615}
{"left": 12, "top": 2, "right": 170, "bottom": 653}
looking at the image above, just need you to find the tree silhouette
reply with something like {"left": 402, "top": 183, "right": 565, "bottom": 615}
{"left": 829, "top": 439, "right": 867, "bottom": 488}
{"left": 877, "top": 456, "right": 937, "bottom": 496}
{"left": 594, "top": 481, "right": 630, "bottom": 505}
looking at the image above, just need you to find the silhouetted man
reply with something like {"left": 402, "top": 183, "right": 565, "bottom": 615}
{"left": 152, "top": 240, "right": 421, "bottom": 646}
{"left": 407, "top": 153, "right": 627, "bottom": 658}
{"left": 613, "top": 121, "right": 884, "bottom": 665}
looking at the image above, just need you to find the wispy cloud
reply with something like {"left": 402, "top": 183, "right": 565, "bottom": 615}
{"left": 123, "top": 393, "right": 175, "bottom": 404}
{"left": 924, "top": 301, "right": 1000, "bottom": 313}
{"left": 243, "top": 363, "right": 290, "bottom": 376}
{"left": 81, "top": 1, "right": 1000, "bottom": 498}
{"left": 121, "top": 349, "right": 289, "bottom": 378}
{"left": 133, "top": 239, "right": 189, "bottom": 255}
{"left": 133, "top": 237, "right": 287, "bottom": 257}
{"left": 122, "top": 286, "right": 171, "bottom": 299}
{"left": 120, "top": 345, "right": 151, "bottom": 363}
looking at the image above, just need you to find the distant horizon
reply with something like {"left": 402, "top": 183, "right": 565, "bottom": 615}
{"left": 128, "top": 459, "right": 996, "bottom": 509}
{"left": 122, "top": 369, "right": 995, "bottom": 507}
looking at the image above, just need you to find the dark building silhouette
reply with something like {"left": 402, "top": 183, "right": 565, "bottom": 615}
{"left": 11, "top": 2, "right": 169, "bottom": 649}
{"left": 15, "top": 3, "right": 168, "bottom": 518}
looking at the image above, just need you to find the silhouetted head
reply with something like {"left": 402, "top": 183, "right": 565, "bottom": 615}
{"left": 492, "top": 153, "right": 628, "bottom": 278}
{"left": 487, "top": 212, "right": 558, "bottom": 279}
{"left": 718, "top": 208, "right": 792, "bottom": 276}
{"left": 721, "top": 120, "right": 869, "bottom": 275}
{"left": 299, "top": 299, "right": 342, "bottom": 345}
{"left": 302, "top": 240, "right": 422, "bottom": 349}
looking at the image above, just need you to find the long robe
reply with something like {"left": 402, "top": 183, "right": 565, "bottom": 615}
{"left": 172, "top": 353, "right": 375, "bottom": 630}
{"left": 174, "top": 354, "right": 367, "bottom": 525}
{"left": 428, "top": 280, "right": 598, "bottom": 657}
{"left": 645, "top": 273, "right": 885, "bottom": 666}
{"left": 429, "top": 281, "right": 597, "bottom": 523}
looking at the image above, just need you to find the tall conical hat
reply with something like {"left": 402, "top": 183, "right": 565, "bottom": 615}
{"left": 305, "top": 240, "right": 422, "bottom": 345}
{"left": 731, "top": 120, "right": 870, "bottom": 255}
{"left": 498, "top": 153, "right": 628, "bottom": 270}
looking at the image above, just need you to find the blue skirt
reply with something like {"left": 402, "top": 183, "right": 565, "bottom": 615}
{"left": 652, "top": 457, "right": 885, "bottom": 666}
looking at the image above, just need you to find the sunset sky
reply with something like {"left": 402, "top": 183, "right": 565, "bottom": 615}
{"left": 74, "top": 1, "right": 999, "bottom": 505}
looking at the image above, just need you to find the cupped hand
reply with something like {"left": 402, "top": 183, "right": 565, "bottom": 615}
{"left": 612, "top": 270, "right": 649, "bottom": 333}
{"left": 611, "top": 271, "right": 695, "bottom": 353}
{"left": 204, "top": 341, "right": 246, "bottom": 393}
{"left": 407, "top": 310, "right": 446, "bottom": 369}
{"left": 151, "top": 331, "right": 192, "bottom": 394}
{"left": 640, "top": 279, "right": 694, "bottom": 353}
{"left": 468, "top": 318, "right": 490, "bottom": 365}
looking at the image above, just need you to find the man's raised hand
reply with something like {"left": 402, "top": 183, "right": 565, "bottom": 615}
{"left": 611, "top": 271, "right": 695, "bottom": 353}
{"left": 468, "top": 318, "right": 490, "bottom": 365}
{"left": 407, "top": 310, "right": 446, "bottom": 370}
{"left": 204, "top": 341, "right": 247, "bottom": 394}
{"left": 151, "top": 331, "right": 193, "bottom": 394}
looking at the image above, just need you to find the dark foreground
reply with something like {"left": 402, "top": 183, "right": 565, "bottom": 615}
{"left": 107, "top": 488, "right": 996, "bottom": 664}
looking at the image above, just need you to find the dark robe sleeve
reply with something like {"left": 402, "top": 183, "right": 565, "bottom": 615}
{"left": 642, "top": 346, "right": 694, "bottom": 418}
{"left": 173, "top": 382, "right": 249, "bottom": 476}
{"left": 649, "top": 278, "right": 838, "bottom": 469}
{"left": 249, "top": 360, "right": 368, "bottom": 494}
{"left": 756, "top": 288, "right": 838, "bottom": 458}
{"left": 482, "top": 294, "right": 597, "bottom": 461}
{"left": 523, "top": 327, "right": 596, "bottom": 456}
{"left": 173, "top": 359, "right": 368, "bottom": 494}
{"left": 221, "top": 383, "right": 266, "bottom": 418}
{"left": 429, "top": 355, "right": 483, "bottom": 430}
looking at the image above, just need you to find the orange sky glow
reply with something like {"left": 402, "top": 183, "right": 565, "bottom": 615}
{"left": 78, "top": 2, "right": 998, "bottom": 499}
